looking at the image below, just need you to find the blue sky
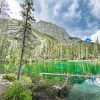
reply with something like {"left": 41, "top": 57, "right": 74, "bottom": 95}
{"left": 7, "top": 0, "right": 100, "bottom": 42}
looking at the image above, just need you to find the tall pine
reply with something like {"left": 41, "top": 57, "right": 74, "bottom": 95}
{"left": 17, "top": 0, "right": 35, "bottom": 80}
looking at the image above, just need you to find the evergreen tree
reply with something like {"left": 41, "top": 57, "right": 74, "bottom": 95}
{"left": 17, "top": 0, "right": 35, "bottom": 80}
{"left": 96, "top": 38, "right": 100, "bottom": 59}
{"left": 0, "top": 0, "right": 10, "bottom": 63}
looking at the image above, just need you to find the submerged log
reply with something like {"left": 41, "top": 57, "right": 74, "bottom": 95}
{"left": 40, "top": 73, "right": 100, "bottom": 78}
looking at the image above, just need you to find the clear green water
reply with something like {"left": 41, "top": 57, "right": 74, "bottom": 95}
{"left": 22, "top": 61, "right": 100, "bottom": 75}
{"left": 0, "top": 61, "right": 100, "bottom": 75}
{"left": 64, "top": 78, "right": 100, "bottom": 100}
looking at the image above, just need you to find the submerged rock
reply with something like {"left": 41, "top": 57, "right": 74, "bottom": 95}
{"left": 32, "top": 85, "right": 72, "bottom": 100}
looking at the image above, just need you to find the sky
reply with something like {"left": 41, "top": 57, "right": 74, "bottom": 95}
{"left": 6, "top": 0, "right": 100, "bottom": 42}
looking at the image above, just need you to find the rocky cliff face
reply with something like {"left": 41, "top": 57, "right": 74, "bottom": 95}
{"left": 0, "top": 19, "right": 19, "bottom": 35}
{"left": 0, "top": 19, "right": 81, "bottom": 45}
{"left": 0, "top": 19, "right": 41, "bottom": 48}
{"left": 32, "top": 20, "right": 81, "bottom": 44}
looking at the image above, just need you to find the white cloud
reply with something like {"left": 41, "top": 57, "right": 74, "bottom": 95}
{"left": 88, "top": 0, "right": 100, "bottom": 19}
{"left": 34, "top": 0, "right": 54, "bottom": 21}
{"left": 85, "top": 16, "right": 99, "bottom": 30}
{"left": 53, "top": 0, "right": 67, "bottom": 16}
{"left": 6, "top": 0, "right": 22, "bottom": 20}
{"left": 53, "top": 1, "right": 61, "bottom": 16}
{"left": 91, "top": 30, "right": 100, "bottom": 43}
{"left": 35, "top": 0, "right": 62, "bottom": 21}
{"left": 63, "top": 0, "right": 81, "bottom": 20}
{"left": 39, "top": 0, "right": 49, "bottom": 21}
{"left": 34, "top": 0, "right": 82, "bottom": 24}
{"left": 67, "top": 27, "right": 92, "bottom": 39}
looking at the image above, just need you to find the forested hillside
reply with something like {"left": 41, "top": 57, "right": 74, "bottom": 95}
{"left": 0, "top": 19, "right": 100, "bottom": 64}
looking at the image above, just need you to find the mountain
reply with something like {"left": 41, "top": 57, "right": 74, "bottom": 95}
{"left": 0, "top": 19, "right": 81, "bottom": 47}
{"left": 0, "top": 19, "right": 82, "bottom": 46}
{"left": 32, "top": 20, "right": 81, "bottom": 44}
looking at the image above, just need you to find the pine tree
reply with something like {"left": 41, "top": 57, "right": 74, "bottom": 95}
{"left": 96, "top": 38, "right": 100, "bottom": 59}
{"left": 17, "top": 0, "right": 35, "bottom": 80}
{"left": 0, "top": 0, "right": 10, "bottom": 63}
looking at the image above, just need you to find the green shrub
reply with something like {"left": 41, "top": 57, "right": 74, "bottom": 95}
{"left": 21, "top": 76, "right": 32, "bottom": 82}
{"left": 19, "top": 75, "right": 32, "bottom": 85}
{"left": 3, "top": 74, "right": 17, "bottom": 82}
{"left": 3, "top": 82, "right": 32, "bottom": 100}
{"left": 32, "top": 76, "right": 63, "bottom": 88}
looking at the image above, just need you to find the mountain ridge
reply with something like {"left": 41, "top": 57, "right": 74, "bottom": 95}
{"left": 0, "top": 18, "right": 82, "bottom": 45}
{"left": 32, "top": 20, "right": 82, "bottom": 44}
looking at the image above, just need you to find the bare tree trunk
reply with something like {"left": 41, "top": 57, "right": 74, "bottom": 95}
{"left": 17, "top": 42, "right": 25, "bottom": 80}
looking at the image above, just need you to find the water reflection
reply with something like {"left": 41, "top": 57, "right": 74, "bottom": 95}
{"left": 64, "top": 78, "right": 100, "bottom": 100}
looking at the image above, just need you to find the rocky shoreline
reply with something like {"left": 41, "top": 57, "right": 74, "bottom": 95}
{"left": 0, "top": 75, "right": 11, "bottom": 99}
